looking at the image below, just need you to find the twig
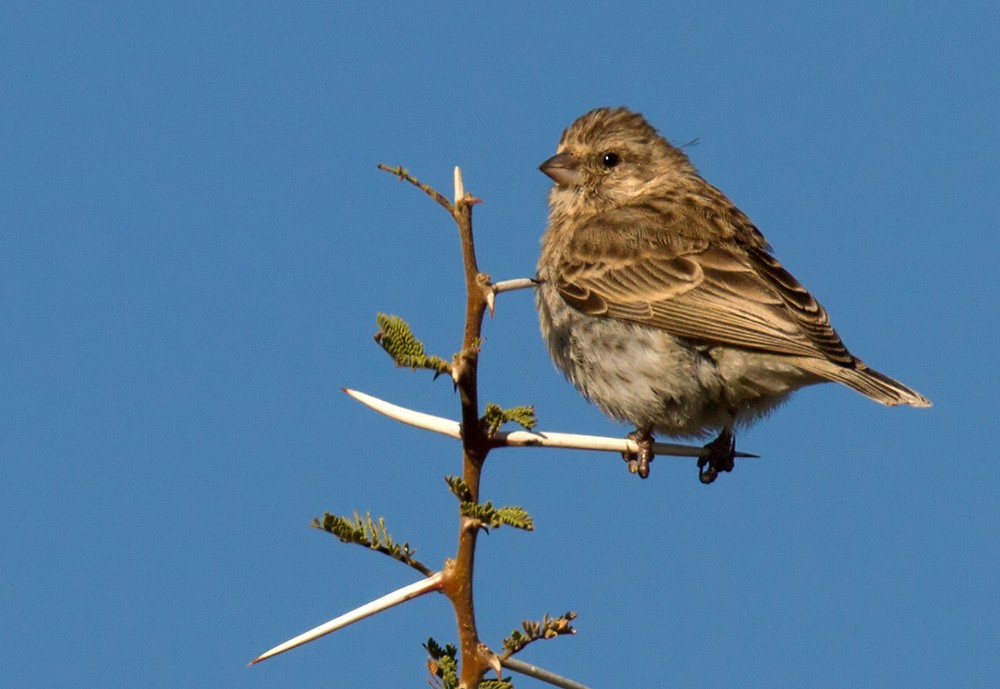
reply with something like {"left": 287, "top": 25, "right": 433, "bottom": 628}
{"left": 376, "top": 163, "right": 454, "bottom": 214}
{"left": 249, "top": 572, "right": 444, "bottom": 665}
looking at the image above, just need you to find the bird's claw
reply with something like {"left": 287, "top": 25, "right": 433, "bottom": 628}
{"left": 623, "top": 429, "right": 654, "bottom": 479}
{"left": 698, "top": 429, "right": 736, "bottom": 484}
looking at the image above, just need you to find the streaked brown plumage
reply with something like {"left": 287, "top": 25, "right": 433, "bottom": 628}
{"left": 536, "top": 107, "right": 930, "bottom": 482}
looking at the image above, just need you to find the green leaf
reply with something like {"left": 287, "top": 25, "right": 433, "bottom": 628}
{"left": 311, "top": 511, "right": 433, "bottom": 576}
{"left": 424, "top": 638, "right": 459, "bottom": 689}
{"left": 460, "top": 501, "right": 534, "bottom": 531}
{"left": 482, "top": 402, "right": 537, "bottom": 438}
{"left": 502, "top": 612, "right": 577, "bottom": 655}
{"left": 479, "top": 680, "right": 514, "bottom": 689}
{"left": 445, "top": 475, "right": 473, "bottom": 502}
{"left": 374, "top": 313, "right": 451, "bottom": 376}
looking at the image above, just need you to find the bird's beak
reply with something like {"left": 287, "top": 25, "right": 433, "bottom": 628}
{"left": 539, "top": 152, "right": 581, "bottom": 187}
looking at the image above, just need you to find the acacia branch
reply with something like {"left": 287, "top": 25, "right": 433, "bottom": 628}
{"left": 375, "top": 163, "right": 492, "bottom": 686}
{"left": 444, "top": 166, "right": 491, "bottom": 686}
{"left": 254, "top": 166, "right": 617, "bottom": 686}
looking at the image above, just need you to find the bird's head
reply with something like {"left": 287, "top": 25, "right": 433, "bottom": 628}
{"left": 540, "top": 107, "right": 692, "bottom": 216}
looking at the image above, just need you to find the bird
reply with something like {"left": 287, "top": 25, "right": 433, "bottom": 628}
{"left": 535, "top": 107, "right": 930, "bottom": 483}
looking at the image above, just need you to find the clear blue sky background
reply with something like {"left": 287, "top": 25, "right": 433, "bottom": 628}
{"left": 3, "top": 2, "right": 997, "bottom": 687}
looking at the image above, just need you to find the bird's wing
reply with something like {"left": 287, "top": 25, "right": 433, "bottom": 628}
{"left": 552, "top": 203, "right": 855, "bottom": 366}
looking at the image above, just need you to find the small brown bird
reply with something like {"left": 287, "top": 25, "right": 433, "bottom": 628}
{"left": 536, "top": 107, "right": 930, "bottom": 483}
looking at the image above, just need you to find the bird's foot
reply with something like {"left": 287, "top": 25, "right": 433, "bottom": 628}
{"left": 623, "top": 429, "right": 654, "bottom": 479}
{"left": 698, "top": 428, "right": 736, "bottom": 484}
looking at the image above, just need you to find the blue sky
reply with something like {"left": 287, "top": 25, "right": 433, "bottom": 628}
{"left": 2, "top": 2, "right": 998, "bottom": 687}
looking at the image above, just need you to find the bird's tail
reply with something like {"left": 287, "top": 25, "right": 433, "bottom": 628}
{"left": 812, "top": 358, "right": 931, "bottom": 407}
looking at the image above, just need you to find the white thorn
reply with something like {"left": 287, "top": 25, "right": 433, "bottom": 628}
{"left": 250, "top": 571, "right": 444, "bottom": 665}
{"left": 340, "top": 389, "right": 756, "bottom": 458}
{"left": 491, "top": 278, "right": 536, "bottom": 294}
{"left": 453, "top": 166, "right": 464, "bottom": 203}
{"left": 485, "top": 288, "right": 496, "bottom": 317}
{"left": 343, "top": 388, "right": 461, "bottom": 439}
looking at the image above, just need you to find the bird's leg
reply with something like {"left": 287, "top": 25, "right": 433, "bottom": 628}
{"left": 623, "top": 428, "right": 655, "bottom": 479}
{"left": 698, "top": 425, "right": 736, "bottom": 484}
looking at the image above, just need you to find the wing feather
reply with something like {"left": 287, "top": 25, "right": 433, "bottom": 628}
{"left": 553, "top": 200, "right": 856, "bottom": 366}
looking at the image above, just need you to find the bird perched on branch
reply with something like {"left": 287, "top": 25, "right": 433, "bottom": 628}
{"left": 535, "top": 107, "right": 930, "bottom": 483}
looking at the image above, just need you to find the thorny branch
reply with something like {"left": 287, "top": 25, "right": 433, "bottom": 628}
{"left": 252, "top": 165, "right": 590, "bottom": 688}
{"left": 378, "top": 163, "right": 493, "bottom": 686}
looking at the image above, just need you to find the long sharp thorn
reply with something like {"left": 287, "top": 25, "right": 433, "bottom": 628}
{"left": 250, "top": 572, "right": 443, "bottom": 665}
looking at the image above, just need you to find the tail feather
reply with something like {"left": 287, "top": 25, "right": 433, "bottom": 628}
{"left": 803, "top": 358, "right": 931, "bottom": 407}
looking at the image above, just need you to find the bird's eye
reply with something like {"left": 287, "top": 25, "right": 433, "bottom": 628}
{"left": 601, "top": 152, "right": 620, "bottom": 169}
